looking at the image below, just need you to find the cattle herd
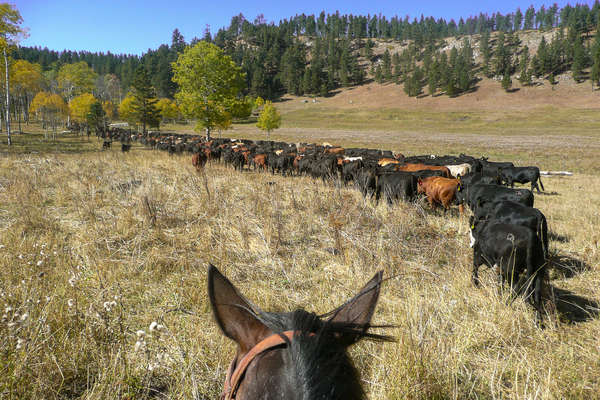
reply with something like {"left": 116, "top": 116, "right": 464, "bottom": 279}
{"left": 112, "top": 128, "right": 550, "bottom": 326}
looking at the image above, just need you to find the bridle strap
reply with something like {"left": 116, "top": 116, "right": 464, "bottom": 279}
{"left": 221, "top": 330, "right": 296, "bottom": 400}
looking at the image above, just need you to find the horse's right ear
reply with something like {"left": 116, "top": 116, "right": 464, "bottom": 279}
{"left": 326, "top": 271, "right": 383, "bottom": 345}
{"left": 208, "top": 264, "right": 270, "bottom": 353}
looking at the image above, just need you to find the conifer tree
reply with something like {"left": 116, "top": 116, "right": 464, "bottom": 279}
{"left": 374, "top": 64, "right": 383, "bottom": 83}
{"left": 131, "top": 66, "right": 160, "bottom": 133}
{"left": 501, "top": 70, "right": 512, "bottom": 91}
{"left": 382, "top": 49, "right": 392, "bottom": 81}
{"left": 518, "top": 46, "right": 531, "bottom": 85}
{"left": 572, "top": 38, "right": 585, "bottom": 82}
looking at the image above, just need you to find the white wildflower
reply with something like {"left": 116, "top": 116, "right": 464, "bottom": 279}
{"left": 67, "top": 299, "right": 74, "bottom": 308}
{"left": 134, "top": 340, "right": 144, "bottom": 352}
{"left": 149, "top": 321, "right": 158, "bottom": 332}
{"left": 20, "top": 313, "right": 28, "bottom": 322}
{"left": 36, "top": 260, "right": 43, "bottom": 267}
{"left": 16, "top": 338, "right": 24, "bottom": 350}
{"left": 53, "top": 251, "right": 57, "bottom": 256}
{"left": 103, "top": 301, "right": 112, "bottom": 312}
{"left": 45, "top": 296, "right": 51, "bottom": 302}
{"left": 136, "top": 330, "right": 146, "bottom": 338}
{"left": 5, "top": 306, "right": 12, "bottom": 313}
{"left": 18, "top": 254, "right": 23, "bottom": 259}
{"left": 68, "top": 276, "right": 77, "bottom": 287}
{"left": 0, "top": 244, "right": 5, "bottom": 249}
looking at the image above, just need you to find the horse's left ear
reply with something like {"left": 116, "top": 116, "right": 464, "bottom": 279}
{"left": 327, "top": 271, "right": 382, "bottom": 331}
{"left": 207, "top": 264, "right": 270, "bottom": 353}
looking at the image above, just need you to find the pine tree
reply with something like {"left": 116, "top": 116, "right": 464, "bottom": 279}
{"left": 572, "top": 38, "right": 585, "bottom": 82}
{"left": 501, "top": 70, "right": 512, "bottom": 91}
{"left": 131, "top": 66, "right": 160, "bottom": 133}
{"left": 382, "top": 49, "right": 392, "bottom": 81}
{"left": 374, "top": 64, "right": 383, "bottom": 83}
{"left": 480, "top": 31, "right": 491, "bottom": 77}
{"left": 518, "top": 46, "right": 531, "bottom": 85}
{"left": 86, "top": 101, "right": 106, "bottom": 135}
{"left": 514, "top": 8, "right": 523, "bottom": 31}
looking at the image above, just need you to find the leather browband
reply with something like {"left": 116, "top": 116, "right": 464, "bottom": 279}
{"left": 221, "top": 330, "right": 297, "bottom": 400}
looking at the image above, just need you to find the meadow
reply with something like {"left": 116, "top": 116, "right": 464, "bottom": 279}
{"left": 0, "top": 120, "right": 599, "bottom": 399}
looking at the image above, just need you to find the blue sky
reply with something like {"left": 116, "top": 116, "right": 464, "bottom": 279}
{"left": 15, "top": 0, "right": 593, "bottom": 55}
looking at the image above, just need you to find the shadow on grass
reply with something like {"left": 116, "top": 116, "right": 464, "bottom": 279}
{"left": 549, "top": 230, "right": 570, "bottom": 243}
{"left": 548, "top": 252, "right": 590, "bottom": 279}
{"left": 537, "top": 191, "right": 560, "bottom": 196}
{"left": 550, "top": 285, "right": 599, "bottom": 323}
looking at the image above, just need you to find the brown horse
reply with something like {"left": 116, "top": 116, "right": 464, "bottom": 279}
{"left": 208, "top": 264, "right": 392, "bottom": 399}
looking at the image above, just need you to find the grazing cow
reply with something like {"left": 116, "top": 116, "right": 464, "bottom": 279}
{"left": 481, "top": 160, "right": 514, "bottom": 178}
{"left": 500, "top": 166, "right": 545, "bottom": 192}
{"left": 341, "top": 159, "right": 364, "bottom": 185}
{"left": 457, "top": 183, "right": 534, "bottom": 210}
{"left": 458, "top": 172, "right": 501, "bottom": 188}
{"left": 417, "top": 177, "right": 462, "bottom": 211}
{"left": 445, "top": 163, "right": 472, "bottom": 177}
{"left": 192, "top": 152, "right": 208, "bottom": 170}
{"left": 473, "top": 200, "right": 549, "bottom": 258}
{"left": 375, "top": 173, "right": 418, "bottom": 204}
{"left": 121, "top": 143, "right": 131, "bottom": 152}
{"left": 355, "top": 168, "right": 377, "bottom": 198}
{"left": 102, "top": 140, "right": 111, "bottom": 150}
{"left": 324, "top": 146, "right": 345, "bottom": 155}
{"left": 469, "top": 218, "right": 546, "bottom": 325}
{"left": 396, "top": 163, "right": 451, "bottom": 178}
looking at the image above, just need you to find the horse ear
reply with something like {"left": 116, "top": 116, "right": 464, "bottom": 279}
{"left": 327, "top": 271, "right": 383, "bottom": 329}
{"left": 208, "top": 264, "right": 270, "bottom": 353}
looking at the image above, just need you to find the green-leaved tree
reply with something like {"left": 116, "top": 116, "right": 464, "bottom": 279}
{"left": 172, "top": 41, "right": 246, "bottom": 140}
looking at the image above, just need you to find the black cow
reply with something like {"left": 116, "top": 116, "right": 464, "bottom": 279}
{"left": 121, "top": 143, "right": 131, "bottom": 152}
{"left": 469, "top": 218, "right": 546, "bottom": 325}
{"left": 500, "top": 166, "right": 545, "bottom": 192}
{"left": 473, "top": 200, "right": 549, "bottom": 259}
{"left": 102, "top": 140, "right": 111, "bottom": 150}
{"left": 457, "top": 183, "right": 534, "bottom": 210}
{"left": 355, "top": 168, "right": 377, "bottom": 198}
{"left": 458, "top": 172, "right": 501, "bottom": 188}
{"left": 375, "top": 173, "right": 418, "bottom": 204}
{"left": 341, "top": 160, "right": 364, "bottom": 185}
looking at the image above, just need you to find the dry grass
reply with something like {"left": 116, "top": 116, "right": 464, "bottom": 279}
{"left": 0, "top": 129, "right": 599, "bottom": 399}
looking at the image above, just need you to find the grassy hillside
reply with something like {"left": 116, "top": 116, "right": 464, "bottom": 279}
{"left": 0, "top": 128, "right": 598, "bottom": 399}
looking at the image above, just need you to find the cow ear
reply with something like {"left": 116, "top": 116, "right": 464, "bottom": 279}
{"left": 208, "top": 264, "right": 270, "bottom": 353}
{"left": 326, "top": 271, "right": 382, "bottom": 343}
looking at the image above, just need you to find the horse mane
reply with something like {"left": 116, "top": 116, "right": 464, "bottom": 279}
{"left": 254, "top": 309, "right": 394, "bottom": 400}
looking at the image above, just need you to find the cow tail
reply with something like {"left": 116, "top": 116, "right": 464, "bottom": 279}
{"left": 538, "top": 174, "right": 545, "bottom": 191}
{"left": 539, "top": 214, "right": 549, "bottom": 259}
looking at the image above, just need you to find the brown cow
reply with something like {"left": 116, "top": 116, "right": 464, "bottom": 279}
{"left": 378, "top": 158, "right": 401, "bottom": 167}
{"left": 192, "top": 152, "right": 207, "bottom": 171}
{"left": 417, "top": 176, "right": 463, "bottom": 212}
{"left": 325, "top": 147, "right": 345, "bottom": 155}
{"left": 396, "top": 163, "right": 451, "bottom": 178}
{"left": 253, "top": 154, "right": 268, "bottom": 171}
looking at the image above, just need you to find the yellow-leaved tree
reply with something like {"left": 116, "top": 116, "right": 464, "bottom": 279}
{"left": 58, "top": 61, "right": 97, "bottom": 104}
{"left": 11, "top": 59, "right": 44, "bottom": 131}
{"left": 256, "top": 100, "right": 281, "bottom": 140}
{"left": 69, "top": 93, "right": 96, "bottom": 133}
{"left": 29, "top": 91, "right": 68, "bottom": 139}
{"left": 0, "top": 2, "right": 27, "bottom": 145}
{"left": 102, "top": 100, "right": 117, "bottom": 121}
{"left": 156, "top": 98, "right": 179, "bottom": 123}
{"left": 118, "top": 95, "right": 137, "bottom": 127}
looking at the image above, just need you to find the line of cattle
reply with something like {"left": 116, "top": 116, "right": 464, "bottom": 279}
{"left": 118, "top": 129, "right": 550, "bottom": 326}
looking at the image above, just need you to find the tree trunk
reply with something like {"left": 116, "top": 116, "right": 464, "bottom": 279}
{"left": 206, "top": 126, "right": 211, "bottom": 141}
{"left": 4, "top": 48, "right": 11, "bottom": 145}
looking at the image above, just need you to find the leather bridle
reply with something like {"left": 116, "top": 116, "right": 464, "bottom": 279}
{"left": 220, "top": 330, "right": 301, "bottom": 400}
